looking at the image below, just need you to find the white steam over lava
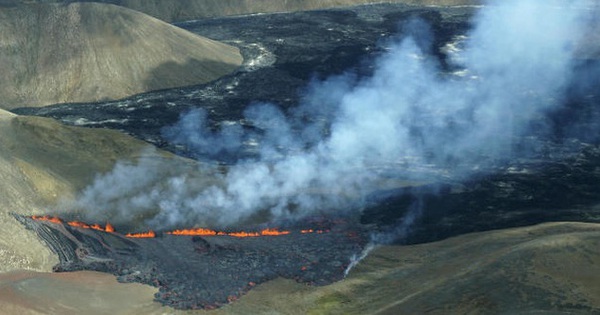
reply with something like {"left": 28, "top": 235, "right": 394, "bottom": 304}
{"left": 71, "top": 0, "right": 594, "bottom": 229}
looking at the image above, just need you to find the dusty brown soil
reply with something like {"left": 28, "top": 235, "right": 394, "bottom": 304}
{"left": 0, "top": 271, "right": 158, "bottom": 315}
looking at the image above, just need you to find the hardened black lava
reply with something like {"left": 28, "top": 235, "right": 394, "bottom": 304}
{"left": 11, "top": 4, "right": 474, "bottom": 162}
{"left": 13, "top": 215, "right": 367, "bottom": 310}
{"left": 362, "top": 144, "right": 600, "bottom": 245}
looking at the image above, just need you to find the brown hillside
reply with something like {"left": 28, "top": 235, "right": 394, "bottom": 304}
{"left": 0, "top": 2, "right": 242, "bottom": 109}
{"left": 2, "top": 0, "right": 482, "bottom": 23}
{"left": 113, "top": 0, "right": 481, "bottom": 23}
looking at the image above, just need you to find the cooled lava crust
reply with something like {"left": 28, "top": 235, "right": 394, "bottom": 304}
{"left": 14, "top": 215, "right": 367, "bottom": 309}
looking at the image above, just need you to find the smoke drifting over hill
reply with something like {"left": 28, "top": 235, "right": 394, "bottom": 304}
{"left": 72, "top": 0, "right": 596, "bottom": 230}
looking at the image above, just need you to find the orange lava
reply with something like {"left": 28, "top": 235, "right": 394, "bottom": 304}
{"left": 125, "top": 230, "right": 156, "bottom": 238}
{"left": 259, "top": 228, "right": 290, "bottom": 236}
{"left": 166, "top": 228, "right": 218, "bottom": 236}
{"left": 68, "top": 221, "right": 90, "bottom": 229}
{"left": 105, "top": 222, "right": 115, "bottom": 233}
{"left": 166, "top": 227, "right": 292, "bottom": 238}
{"left": 31, "top": 215, "right": 63, "bottom": 224}
{"left": 30, "top": 215, "right": 115, "bottom": 233}
{"left": 30, "top": 215, "right": 328, "bottom": 239}
{"left": 227, "top": 231, "right": 260, "bottom": 237}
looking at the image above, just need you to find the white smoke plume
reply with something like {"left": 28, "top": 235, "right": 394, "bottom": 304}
{"left": 72, "top": 0, "right": 595, "bottom": 230}
{"left": 343, "top": 198, "right": 424, "bottom": 276}
{"left": 162, "top": 108, "right": 244, "bottom": 158}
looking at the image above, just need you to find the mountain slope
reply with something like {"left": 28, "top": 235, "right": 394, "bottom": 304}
{"left": 1, "top": 0, "right": 481, "bottom": 22}
{"left": 0, "top": 2, "right": 242, "bottom": 109}
{"left": 111, "top": 0, "right": 481, "bottom": 23}
{"left": 0, "top": 109, "right": 191, "bottom": 272}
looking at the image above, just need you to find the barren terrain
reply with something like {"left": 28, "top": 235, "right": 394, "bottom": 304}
{"left": 1, "top": 222, "right": 599, "bottom": 314}
{"left": 0, "top": 2, "right": 242, "bottom": 109}
{"left": 2, "top": 0, "right": 481, "bottom": 22}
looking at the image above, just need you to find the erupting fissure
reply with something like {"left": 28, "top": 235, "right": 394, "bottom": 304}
{"left": 67, "top": 221, "right": 115, "bottom": 233}
{"left": 21, "top": 213, "right": 367, "bottom": 309}
{"left": 126, "top": 230, "right": 156, "bottom": 238}
{"left": 29, "top": 215, "right": 328, "bottom": 238}
{"left": 31, "top": 215, "right": 119, "bottom": 234}
{"left": 166, "top": 227, "right": 294, "bottom": 237}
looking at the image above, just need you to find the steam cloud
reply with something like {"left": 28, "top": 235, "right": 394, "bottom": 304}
{"left": 72, "top": 0, "right": 595, "bottom": 230}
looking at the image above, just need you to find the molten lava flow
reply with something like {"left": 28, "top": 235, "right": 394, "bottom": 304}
{"left": 105, "top": 222, "right": 115, "bottom": 233}
{"left": 125, "top": 230, "right": 156, "bottom": 238}
{"left": 29, "top": 214, "right": 328, "bottom": 239}
{"left": 260, "top": 228, "right": 290, "bottom": 236}
{"left": 29, "top": 215, "right": 115, "bottom": 233}
{"left": 165, "top": 227, "right": 292, "bottom": 238}
{"left": 31, "top": 215, "right": 63, "bottom": 224}
{"left": 167, "top": 228, "right": 218, "bottom": 236}
{"left": 228, "top": 231, "right": 260, "bottom": 237}
{"left": 68, "top": 221, "right": 90, "bottom": 229}
{"left": 67, "top": 221, "right": 115, "bottom": 233}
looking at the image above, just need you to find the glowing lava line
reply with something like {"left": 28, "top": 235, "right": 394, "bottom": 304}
{"left": 30, "top": 215, "right": 117, "bottom": 235}
{"left": 31, "top": 215, "right": 63, "bottom": 224}
{"left": 167, "top": 227, "right": 218, "bottom": 236}
{"left": 166, "top": 227, "right": 292, "bottom": 238}
{"left": 125, "top": 230, "right": 156, "bottom": 238}
{"left": 29, "top": 215, "right": 327, "bottom": 238}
